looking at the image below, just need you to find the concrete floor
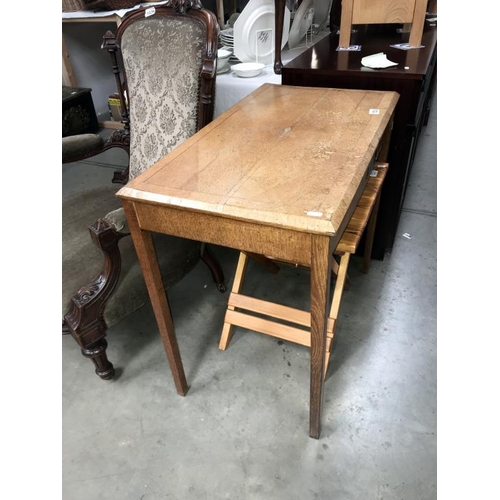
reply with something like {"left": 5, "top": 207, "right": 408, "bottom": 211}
{"left": 62, "top": 98, "right": 437, "bottom": 499}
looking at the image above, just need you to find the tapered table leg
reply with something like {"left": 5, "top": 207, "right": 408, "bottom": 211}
{"left": 122, "top": 200, "right": 188, "bottom": 396}
{"left": 309, "top": 234, "right": 333, "bottom": 438}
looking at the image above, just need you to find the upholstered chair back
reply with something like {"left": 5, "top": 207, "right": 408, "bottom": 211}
{"left": 114, "top": 5, "right": 218, "bottom": 181}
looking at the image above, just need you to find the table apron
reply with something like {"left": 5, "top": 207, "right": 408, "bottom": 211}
{"left": 130, "top": 202, "right": 341, "bottom": 267}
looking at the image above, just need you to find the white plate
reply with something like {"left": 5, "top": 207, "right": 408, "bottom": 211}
{"left": 219, "top": 28, "right": 234, "bottom": 46}
{"left": 233, "top": 0, "right": 291, "bottom": 65}
{"left": 288, "top": 0, "right": 314, "bottom": 49}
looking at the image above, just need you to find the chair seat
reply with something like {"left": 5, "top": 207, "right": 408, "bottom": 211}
{"left": 62, "top": 184, "right": 202, "bottom": 328}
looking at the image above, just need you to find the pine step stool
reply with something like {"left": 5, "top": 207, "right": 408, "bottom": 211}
{"left": 218, "top": 162, "right": 389, "bottom": 378}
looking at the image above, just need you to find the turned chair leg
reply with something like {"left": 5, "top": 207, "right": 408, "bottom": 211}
{"left": 63, "top": 317, "right": 115, "bottom": 380}
{"left": 81, "top": 338, "right": 115, "bottom": 380}
{"left": 200, "top": 243, "right": 226, "bottom": 292}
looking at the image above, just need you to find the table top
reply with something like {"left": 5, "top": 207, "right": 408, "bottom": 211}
{"left": 282, "top": 22, "right": 437, "bottom": 80}
{"left": 118, "top": 83, "right": 398, "bottom": 236}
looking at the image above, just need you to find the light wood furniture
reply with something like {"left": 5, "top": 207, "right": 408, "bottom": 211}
{"left": 338, "top": 0, "right": 427, "bottom": 48}
{"left": 117, "top": 83, "right": 398, "bottom": 439}
{"left": 218, "top": 162, "right": 389, "bottom": 377}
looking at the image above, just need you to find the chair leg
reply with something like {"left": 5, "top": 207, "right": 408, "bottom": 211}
{"left": 64, "top": 312, "right": 115, "bottom": 380}
{"left": 200, "top": 243, "right": 226, "bottom": 292}
{"left": 81, "top": 338, "right": 114, "bottom": 380}
{"left": 63, "top": 322, "right": 114, "bottom": 379}
{"left": 63, "top": 218, "right": 123, "bottom": 380}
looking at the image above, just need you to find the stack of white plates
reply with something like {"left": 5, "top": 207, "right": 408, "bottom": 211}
{"left": 219, "top": 28, "right": 241, "bottom": 64}
{"left": 219, "top": 28, "right": 234, "bottom": 50}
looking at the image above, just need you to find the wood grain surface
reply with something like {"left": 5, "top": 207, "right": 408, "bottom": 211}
{"left": 118, "top": 84, "right": 399, "bottom": 237}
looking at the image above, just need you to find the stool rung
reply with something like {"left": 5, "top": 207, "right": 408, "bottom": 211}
{"left": 227, "top": 292, "right": 336, "bottom": 334}
{"left": 228, "top": 292, "right": 310, "bottom": 327}
{"left": 225, "top": 309, "right": 335, "bottom": 348}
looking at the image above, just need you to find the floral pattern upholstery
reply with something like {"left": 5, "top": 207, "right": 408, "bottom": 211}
{"left": 121, "top": 16, "right": 205, "bottom": 180}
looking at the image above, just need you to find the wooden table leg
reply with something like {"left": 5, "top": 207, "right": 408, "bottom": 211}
{"left": 122, "top": 201, "right": 188, "bottom": 396}
{"left": 309, "top": 234, "right": 334, "bottom": 438}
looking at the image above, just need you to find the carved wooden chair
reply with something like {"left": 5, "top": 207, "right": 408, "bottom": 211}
{"left": 62, "top": 0, "right": 224, "bottom": 380}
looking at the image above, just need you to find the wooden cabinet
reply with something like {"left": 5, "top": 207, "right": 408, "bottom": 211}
{"left": 281, "top": 22, "right": 437, "bottom": 259}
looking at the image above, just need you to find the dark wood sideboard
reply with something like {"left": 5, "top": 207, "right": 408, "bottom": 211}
{"left": 280, "top": 23, "right": 437, "bottom": 259}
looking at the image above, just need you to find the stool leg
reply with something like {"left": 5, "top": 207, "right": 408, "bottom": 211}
{"left": 324, "top": 252, "right": 351, "bottom": 378}
{"left": 332, "top": 254, "right": 351, "bottom": 290}
{"left": 219, "top": 252, "right": 249, "bottom": 350}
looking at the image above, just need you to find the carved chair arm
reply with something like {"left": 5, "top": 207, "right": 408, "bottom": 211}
{"left": 62, "top": 134, "right": 104, "bottom": 164}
